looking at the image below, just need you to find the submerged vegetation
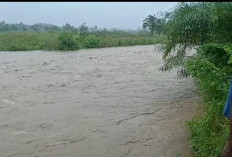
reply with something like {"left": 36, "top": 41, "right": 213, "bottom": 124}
{"left": 160, "top": 2, "right": 232, "bottom": 157}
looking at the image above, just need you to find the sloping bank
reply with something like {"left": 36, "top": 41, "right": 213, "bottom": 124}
{"left": 0, "top": 32, "right": 167, "bottom": 51}
{"left": 185, "top": 44, "right": 232, "bottom": 156}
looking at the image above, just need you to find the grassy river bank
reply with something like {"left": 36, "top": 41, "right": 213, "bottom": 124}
{"left": 0, "top": 31, "right": 167, "bottom": 51}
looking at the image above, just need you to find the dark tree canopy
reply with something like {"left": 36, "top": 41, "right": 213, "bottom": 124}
{"left": 142, "top": 14, "right": 165, "bottom": 35}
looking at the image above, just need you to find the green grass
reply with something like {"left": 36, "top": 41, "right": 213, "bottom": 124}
{"left": 96, "top": 34, "right": 167, "bottom": 48}
{"left": 0, "top": 32, "right": 59, "bottom": 51}
{"left": 0, "top": 31, "right": 168, "bottom": 51}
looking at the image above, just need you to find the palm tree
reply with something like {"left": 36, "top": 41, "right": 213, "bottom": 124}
{"left": 143, "top": 14, "right": 165, "bottom": 35}
{"left": 143, "top": 15, "right": 155, "bottom": 35}
{"left": 79, "top": 23, "right": 88, "bottom": 33}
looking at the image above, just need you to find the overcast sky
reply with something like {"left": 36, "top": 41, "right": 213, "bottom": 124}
{"left": 0, "top": 2, "right": 178, "bottom": 30}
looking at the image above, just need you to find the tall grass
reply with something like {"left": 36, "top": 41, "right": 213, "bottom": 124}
{"left": 0, "top": 32, "right": 59, "bottom": 51}
{"left": 0, "top": 31, "right": 167, "bottom": 51}
{"left": 96, "top": 34, "right": 167, "bottom": 48}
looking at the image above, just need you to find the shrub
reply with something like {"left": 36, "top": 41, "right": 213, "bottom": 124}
{"left": 0, "top": 32, "right": 60, "bottom": 51}
{"left": 186, "top": 44, "right": 232, "bottom": 157}
{"left": 80, "top": 33, "right": 99, "bottom": 48}
{"left": 58, "top": 32, "right": 79, "bottom": 50}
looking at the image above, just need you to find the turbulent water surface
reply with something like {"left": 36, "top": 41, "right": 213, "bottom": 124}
{"left": 0, "top": 45, "right": 200, "bottom": 157}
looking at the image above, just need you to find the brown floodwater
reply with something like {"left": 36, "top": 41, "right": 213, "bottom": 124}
{"left": 0, "top": 45, "right": 200, "bottom": 157}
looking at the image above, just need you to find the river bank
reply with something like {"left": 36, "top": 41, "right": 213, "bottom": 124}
{"left": 0, "top": 32, "right": 167, "bottom": 51}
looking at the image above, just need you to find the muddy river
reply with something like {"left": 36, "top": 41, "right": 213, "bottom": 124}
{"left": 0, "top": 45, "right": 200, "bottom": 157}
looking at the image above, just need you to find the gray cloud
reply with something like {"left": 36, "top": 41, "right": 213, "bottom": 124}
{"left": 0, "top": 2, "right": 177, "bottom": 30}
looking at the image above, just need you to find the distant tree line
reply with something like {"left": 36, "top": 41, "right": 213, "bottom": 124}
{"left": 0, "top": 21, "right": 149, "bottom": 35}
{"left": 0, "top": 21, "right": 101, "bottom": 33}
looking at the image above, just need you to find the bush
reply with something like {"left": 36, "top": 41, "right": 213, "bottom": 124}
{"left": 186, "top": 44, "right": 232, "bottom": 157}
{"left": 80, "top": 33, "right": 99, "bottom": 48}
{"left": 58, "top": 32, "right": 79, "bottom": 50}
{"left": 0, "top": 32, "right": 59, "bottom": 51}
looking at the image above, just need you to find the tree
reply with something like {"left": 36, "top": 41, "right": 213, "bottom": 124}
{"left": 58, "top": 32, "right": 78, "bottom": 50}
{"left": 62, "top": 23, "right": 78, "bottom": 32}
{"left": 89, "top": 26, "right": 98, "bottom": 33}
{"left": 143, "top": 15, "right": 155, "bottom": 35}
{"left": 0, "top": 21, "right": 5, "bottom": 25}
{"left": 79, "top": 23, "right": 89, "bottom": 33}
{"left": 93, "top": 26, "right": 98, "bottom": 32}
{"left": 160, "top": 2, "right": 232, "bottom": 78}
{"left": 142, "top": 14, "right": 165, "bottom": 35}
{"left": 158, "top": 3, "right": 232, "bottom": 156}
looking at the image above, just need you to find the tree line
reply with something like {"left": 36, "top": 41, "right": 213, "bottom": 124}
{"left": 0, "top": 21, "right": 102, "bottom": 33}
{"left": 0, "top": 21, "right": 151, "bottom": 35}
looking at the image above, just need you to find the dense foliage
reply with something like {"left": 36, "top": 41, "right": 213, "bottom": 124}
{"left": 0, "top": 31, "right": 167, "bottom": 51}
{"left": 160, "top": 2, "right": 232, "bottom": 156}
{"left": 0, "top": 32, "right": 59, "bottom": 51}
{"left": 161, "top": 2, "right": 232, "bottom": 78}
{"left": 0, "top": 20, "right": 169, "bottom": 51}
{"left": 143, "top": 14, "right": 165, "bottom": 35}
{"left": 186, "top": 44, "right": 232, "bottom": 156}
{"left": 0, "top": 21, "right": 78, "bottom": 32}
